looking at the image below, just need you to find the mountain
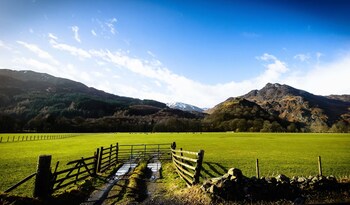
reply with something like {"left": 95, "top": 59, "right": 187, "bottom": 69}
{"left": 206, "top": 83, "right": 350, "bottom": 132}
{"left": 0, "top": 69, "right": 202, "bottom": 132}
{"left": 240, "top": 83, "right": 350, "bottom": 132}
{"left": 167, "top": 102, "right": 204, "bottom": 113}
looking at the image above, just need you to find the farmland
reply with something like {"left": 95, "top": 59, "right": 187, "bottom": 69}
{"left": 0, "top": 132, "right": 349, "bottom": 196}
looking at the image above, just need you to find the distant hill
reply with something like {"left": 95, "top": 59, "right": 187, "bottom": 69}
{"left": 239, "top": 83, "right": 350, "bottom": 132}
{"left": 205, "top": 83, "right": 349, "bottom": 132}
{"left": 167, "top": 102, "right": 204, "bottom": 113}
{"left": 0, "top": 69, "right": 202, "bottom": 132}
{"left": 0, "top": 69, "right": 348, "bottom": 133}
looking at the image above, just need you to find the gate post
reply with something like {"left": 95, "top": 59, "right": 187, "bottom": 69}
{"left": 193, "top": 150, "right": 204, "bottom": 185}
{"left": 33, "top": 155, "right": 52, "bottom": 199}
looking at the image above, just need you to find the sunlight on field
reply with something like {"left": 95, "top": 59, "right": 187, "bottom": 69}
{"left": 0, "top": 132, "right": 349, "bottom": 196}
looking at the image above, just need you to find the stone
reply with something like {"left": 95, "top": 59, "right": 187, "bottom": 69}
{"left": 276, "top": 174, "right": 290, "bottom": 183}
{"left": 297, "top": 177, "right": 306, "bottom": 183}
{"left": 227, "top": 168, "right": 243, "bottom": 178}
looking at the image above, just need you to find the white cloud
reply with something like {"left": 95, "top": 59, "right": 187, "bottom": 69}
{"left": 286, "top": 52, "right": 350, "bottom": 95}
{"left": 294, "top": 53, "right": 310, "bottom": 62}
{"left": 71, "top": 26, "right": 81, "bottom": 43}
{"left": 48, "top": 33, "right": 58, "bottom": 40}
{"left": 25, "top": 37, "right": 347, "bottom": 108}
{"left": 147, "top": 50, "right": 156, "bottom": 58}
{"left": 49, "top": 38, "right": 91, "bottom": 59}
{"left": 12, "top": 57, "right": 57, "bottom": 73}
{"left": 105, "top": 18, "right": 117, "bottom": 35}
{"left": 91, "top": 29, "right": 97, "bottom": 36}
{"left": 255, "top": 53, "right": 289, "bottom": 86}
{"left": 316, "top": 52, "right": 323, "bottom": 63}
{"left": 16, "top": 41, "right": 59, "bottom": 65}
{"left": 0, "top": 40, "right": 12, "bottom": 50}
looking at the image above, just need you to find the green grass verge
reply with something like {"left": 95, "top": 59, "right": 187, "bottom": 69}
{"left": 0, "top": 132, "right": 349, "bottom": 197}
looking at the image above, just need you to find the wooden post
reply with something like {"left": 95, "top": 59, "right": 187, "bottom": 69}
{"left": 116, "top": 143, "right": 119, "bottom": 164}
{"left": 75, "top": 160, "right": 82, "bottom": 184}
{"left": 256, "top": 159, "right": 260, "bottom": 179}
{"left": 94, "top": 149, "right": 99, "bottom": 176}
{"left": 98, "top": 147, "right": 103, "bottom": 173}
{"left": 33, "top": 155, "right": 52, "bottom": 199}
{"left": 109, "top": 144, "right": 112, "bottom": 168}
{"left": 318, "top": 156, "right": 322, "bottom": 176}
{"left": 171, "top": 142, "right": 176, "bottom": 149}
{"left": 130, "top": 145, "right": 133, "bottom": 160}
{"left": 157, "top": 144, "right": 160, "bottom": 159}
{"left": 12, "top": 136, "right": 14, "bottom": 142}
{"left": 193, "top": 150, "right": 204, "bottom": 185}
{"left": 0, "top": 137, "right": 2, "bottom": 143}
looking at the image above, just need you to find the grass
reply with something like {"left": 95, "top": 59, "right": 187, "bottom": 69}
{"left": 0, "top": 132, "right": 349, "bottom": 196}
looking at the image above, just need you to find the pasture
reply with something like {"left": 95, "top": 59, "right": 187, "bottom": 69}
{"left": 0, "top": 132, "right": 349, "bottom": 196}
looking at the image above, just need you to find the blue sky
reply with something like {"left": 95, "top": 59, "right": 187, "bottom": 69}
{"left": 0, "top": 0, "right": 349, "bottom": 107}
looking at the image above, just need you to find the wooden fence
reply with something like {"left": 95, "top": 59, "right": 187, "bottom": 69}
{"left": 52, "top": 153, "right": 98, "bottom": 191}
{"left": 118, "top": 143, "right": 172, "bottom": 162}
{"left": 0, "top": 134, "right": 77, "bottom": 143}
{"left": 97, "top": 143, "right": 118, "bottom": 173}
{"left": 171, "top": 146, "right": 204, "bottom": 186}
{"left": 3, "top": 141, "right": 174, "bottom": 198}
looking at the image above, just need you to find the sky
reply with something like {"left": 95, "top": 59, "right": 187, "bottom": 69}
{"left": 0, "top": 0, "right": 350, "bottom": 108}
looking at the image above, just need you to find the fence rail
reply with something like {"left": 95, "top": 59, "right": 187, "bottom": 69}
{"left": 118, "top": 143, "right": 172, "bottom": 162}
{"left": 171, "top": 147, "right": 204, "bottom": 187}
{"left": 52, "top": 153, "right": 97, "bottom": 191}
{"left": 3, "top": 141, "right": 174, "bottom": 197}
{"left": 0, "top": 134, "right": 77, "bottom": 143}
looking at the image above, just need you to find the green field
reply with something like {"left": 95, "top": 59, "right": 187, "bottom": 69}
{"left": 0, "top": 132, "right": 349, "bottom": 196}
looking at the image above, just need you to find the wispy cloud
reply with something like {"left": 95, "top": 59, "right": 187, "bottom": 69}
{"left": 0, "top": 40, "right": 12, "bottom": 50}
{"left": 71, "top": 26, "right": 81, "bottom": 43}
{"left": 294, "top": 53, "right": 310, "bottom": 62}
{"left": 12, "top": 57, "right": 57, "bottom": 73}
{"left": 16, "top": 41, "right": 59, "bottom": 65}
{"left": 91, "top": 29, "right": 97, "bottom": 36}
{"left": 105, "top": 18, "right": 117, "bottom": 35}
{"left": 48, "top": 33, "right": 58, "bottom": 40}
{"left": 255, "top": 53, "right": 289, "bottom": 85}
{"left": 49, "top": 35, "right": 91, "bottom": 59}
{"left": 316, "top": 52, "right": 323, "bottom": 63}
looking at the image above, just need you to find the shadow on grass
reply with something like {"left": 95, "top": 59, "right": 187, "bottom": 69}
{"left": 201, "top": 162, "right": 228, "bottom": 179}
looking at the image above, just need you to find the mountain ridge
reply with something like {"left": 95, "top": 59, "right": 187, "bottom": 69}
{"left": 0, "top": 69, "right": 349, "bottom": 133}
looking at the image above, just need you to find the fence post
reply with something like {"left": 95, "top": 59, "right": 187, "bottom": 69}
{"left": 94, "top": 148, "right": 99, "bottom": 176}
{"left": 193, "top": 150, "right": 204, "bottom": 185}
{"left": 98, "top": 147, "right": 103, "bottom": 173}
{"left": 75, "top": 159, "right": 82, "bottom": 184}
{"left": 33, "top": 155, "right": 52, "bottom": 199}
{"left": 256, "top": 159, "right": 260, "bottom": 179}
{"left": 0, "top": 137, "right": 2, "bottom": 143}
{"left": 12, "top": 136, "right": 14, "bottom": 142}
{"left": 318, "top": 156, "right": 322, "bottom": 176}
{"left": 116, "top": 143, "right": 119, "bottom": 164}
{"left": 157, "top": 144, "right": 160, "bottom": 159}
{"left": 144, "top": 144, "right": 147, "bottom": 159}
{"left": 130, "top": 145, "right": 133, "bottom": 160}
{"left": 109, "top": 144, "right": 112, "bottom": 168}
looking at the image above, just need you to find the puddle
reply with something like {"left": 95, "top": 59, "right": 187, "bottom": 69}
{"left": 147, "top": 161, "right": 161, "bottom": 181}
{"left": 115, "top": 163, "right": 138, "bottom": 179}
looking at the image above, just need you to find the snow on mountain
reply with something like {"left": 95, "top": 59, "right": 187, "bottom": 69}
{"left": 166, "top": 102, "right": 204, "bottom": 113}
